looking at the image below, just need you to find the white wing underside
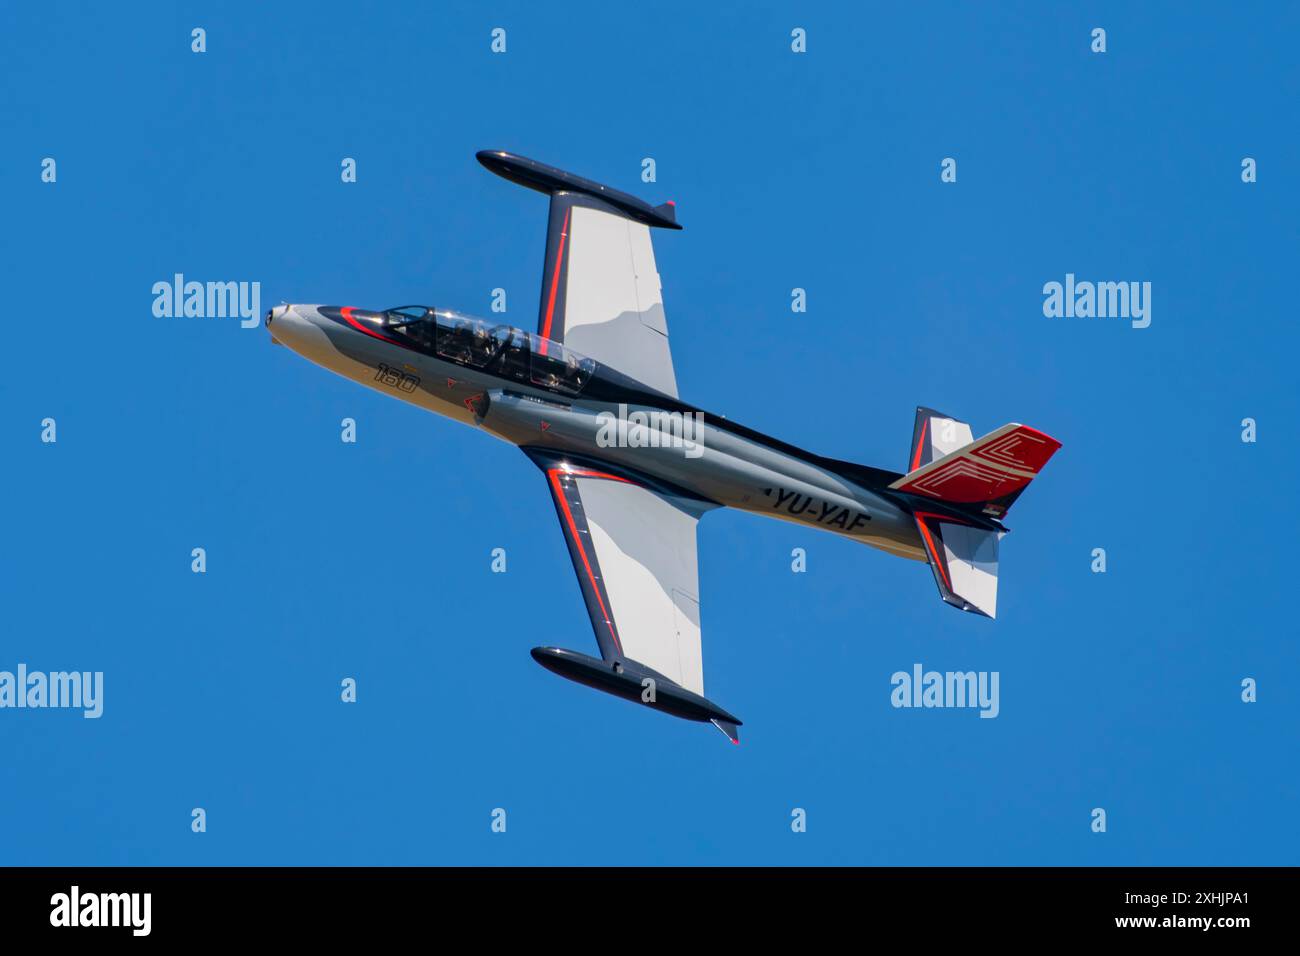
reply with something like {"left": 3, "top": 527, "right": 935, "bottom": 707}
{"left": 560, "top": 205, "right": 679, "bottom": 397}
{"left": 578, "top": 477, "right": 702, "bottom": 693}
{"left": 540, "top": 463, "right": 706, "bottom": 696}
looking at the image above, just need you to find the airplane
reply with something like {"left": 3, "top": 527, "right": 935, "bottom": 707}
{"left": 266, "top": 149, "right": 1061, "bottom": 744}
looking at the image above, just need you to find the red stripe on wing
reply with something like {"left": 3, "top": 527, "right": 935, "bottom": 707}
{"left": 547, "top": 467, "right": 623, "bottom": 656}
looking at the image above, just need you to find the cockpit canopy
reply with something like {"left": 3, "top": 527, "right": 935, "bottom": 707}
{"left": 379, "top": 305, "right": 596, "bottom": 395}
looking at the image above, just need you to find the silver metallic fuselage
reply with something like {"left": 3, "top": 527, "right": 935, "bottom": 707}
{"left": 270, "top": 304, "right": 926, "bottom": 562}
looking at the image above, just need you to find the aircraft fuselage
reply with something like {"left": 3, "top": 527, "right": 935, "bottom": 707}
{"left": 268, "top": 303, "right": 927, "bottom": 562}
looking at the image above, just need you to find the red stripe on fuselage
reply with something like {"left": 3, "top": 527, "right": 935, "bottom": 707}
{"left": 340, "top": 306, "right": 404, "bottom": 346}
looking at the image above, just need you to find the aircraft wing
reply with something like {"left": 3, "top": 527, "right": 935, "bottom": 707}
{"left": 477, "top": 150, "right": 682, "bottom": 397}
{"left": 524, "top": 451, "right": 737, "bottom": 741}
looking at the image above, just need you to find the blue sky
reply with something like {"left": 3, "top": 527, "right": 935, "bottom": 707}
{"left": 2, "top": 1, "right": 1296, "bottom": 865}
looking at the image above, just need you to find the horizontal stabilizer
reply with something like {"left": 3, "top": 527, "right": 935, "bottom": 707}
{"left": 892, "top": 422, "right": 1061, "bottom": 519}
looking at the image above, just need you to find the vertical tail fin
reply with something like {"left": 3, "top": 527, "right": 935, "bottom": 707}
{"left": 912, "top": 513, "right": 1003, "bottom": 617}
{"left": 896, "top": 410, "right": 1061, "bottom": 618}
{"left": 907, "top": 407, "right": 975, "bottom": 472}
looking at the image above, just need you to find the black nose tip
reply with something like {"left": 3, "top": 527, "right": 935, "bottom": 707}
{"left": 266, "top": 309, "right": 274, "bottom": 325}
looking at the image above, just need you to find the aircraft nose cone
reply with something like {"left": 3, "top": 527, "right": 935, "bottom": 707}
{"left": 268, "top": 305, "right": 306, "bottom": 345}
{"left": 268, "top": 306, "right": 336, "bottom": 365}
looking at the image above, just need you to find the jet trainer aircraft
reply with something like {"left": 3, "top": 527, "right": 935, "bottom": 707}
{"left": 267, "top": 150, "right": 1061, "bottom": 743}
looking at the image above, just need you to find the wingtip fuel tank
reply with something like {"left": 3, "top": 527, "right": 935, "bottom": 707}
{"left": 530, "top": 646, "right": 741, "bottom": 740}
